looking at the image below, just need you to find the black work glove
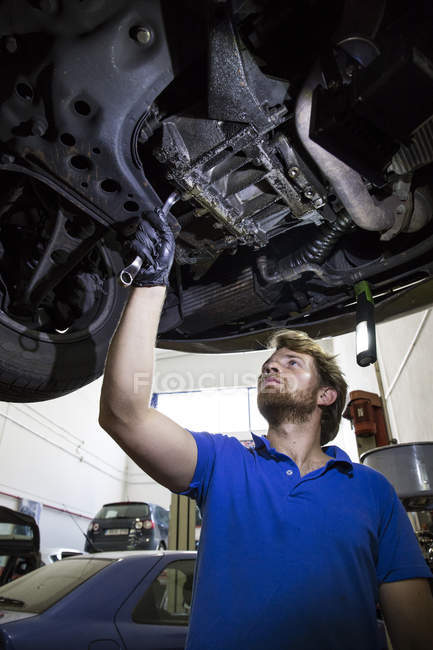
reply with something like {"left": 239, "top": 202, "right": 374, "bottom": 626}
{"left": 124, "top": 208, "right": 177, "bottom": 287}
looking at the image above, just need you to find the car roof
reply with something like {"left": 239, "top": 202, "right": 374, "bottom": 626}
{"left": 95, "top": 502, "right": 169, "bottom": 514}
{"left": 68, "top": 550, "right": 196, "bottom": 561}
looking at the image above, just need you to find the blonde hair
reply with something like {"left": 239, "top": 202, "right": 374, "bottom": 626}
{"left": 267, "top": 329, "right": 348, "bottom": 446}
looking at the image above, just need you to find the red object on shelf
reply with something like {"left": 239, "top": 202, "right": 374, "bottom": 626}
{"left": 343, "top": 390, "right": 389, "bottom": 447}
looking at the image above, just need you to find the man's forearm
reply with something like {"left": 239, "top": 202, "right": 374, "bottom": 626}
{"left": 99, "top": 286, "right": 166, "bottom": 425}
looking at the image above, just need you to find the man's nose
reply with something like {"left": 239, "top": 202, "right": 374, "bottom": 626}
{"left": 263, "top": 362, "right": 279, "bottom": 375}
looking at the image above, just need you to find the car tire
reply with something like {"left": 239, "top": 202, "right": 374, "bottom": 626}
{"left": 0, "top": 239, "right": 127, "bottom": 402}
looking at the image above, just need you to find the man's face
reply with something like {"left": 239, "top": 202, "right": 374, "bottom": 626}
{"left": 257, "top": 347, "right": 322, "bottom": 427}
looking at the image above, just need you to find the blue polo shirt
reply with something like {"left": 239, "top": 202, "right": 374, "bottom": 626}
{"left": 179, "top": 431, "right": 432, "bottom": 650}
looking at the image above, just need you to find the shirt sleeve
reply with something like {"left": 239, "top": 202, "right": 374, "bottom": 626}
{"left": 174, "top": 430, "right": 222, "bottom": 507}
{"left": 376, "top": 480, "right": 433, "bottom": 584}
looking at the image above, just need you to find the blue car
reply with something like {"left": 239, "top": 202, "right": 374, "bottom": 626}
{"left": 0, "top": 550, "right": 196, "bottom": 650}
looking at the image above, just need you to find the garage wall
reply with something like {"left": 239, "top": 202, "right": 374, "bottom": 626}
{"left": 0, "top": 378, "right": 127, "bottom": 550}
{"left": 124, "top": 462, "right": 172, "bottom": 511}
{"left": 376, "top": 308, "right": 433, "bottom": 444}
{"left": 317, "top": 309, "right": 433, "bottom": 448}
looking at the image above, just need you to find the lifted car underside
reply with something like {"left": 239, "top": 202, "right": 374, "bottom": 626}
{"left": 0, "top": 0, "right": 433, "bottom": 398}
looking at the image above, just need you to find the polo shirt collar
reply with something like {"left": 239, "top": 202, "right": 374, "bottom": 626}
{"left": 251, "top": 432, "right": 353, "bottom": 468}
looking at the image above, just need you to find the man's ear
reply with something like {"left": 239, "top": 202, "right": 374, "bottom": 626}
{"left": 317, "top": 387, "right": 337, "bottom": 406}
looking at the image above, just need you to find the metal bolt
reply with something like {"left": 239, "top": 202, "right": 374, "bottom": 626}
{"left": 304, "top": 187, "right": 314, "bottom": 199}
{"left": 31, "top": 118, "right": 48, "bottom": 137}
{"left": 131, "top": 26, "right": 153, "bottom": 46}
{"left": 289, "top": 166, "right": 299, "bottom": 178}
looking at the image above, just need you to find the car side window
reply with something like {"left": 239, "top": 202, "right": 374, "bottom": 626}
{"left": 132, "top": 559, "right": 195, "bottom": 626}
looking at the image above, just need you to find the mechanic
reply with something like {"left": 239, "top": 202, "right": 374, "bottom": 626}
{"left": 99, "top": 209, "right": 433, "bottom": 650}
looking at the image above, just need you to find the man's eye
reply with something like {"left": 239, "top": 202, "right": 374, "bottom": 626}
{"left": 288, "top": 359, "right": 298, "bottom": 366}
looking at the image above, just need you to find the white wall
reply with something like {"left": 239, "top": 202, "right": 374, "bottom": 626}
{"left": 124, "top": 457, "right": 172, "bottom": 510}
{"left": 314, "top": 309, "right": 433, "bottom": 450}
{"left": 376, "top": 309, "right": 433, "bottom": 443}
{"left": 0, "top": 378, "right": 127, "bottom": 550}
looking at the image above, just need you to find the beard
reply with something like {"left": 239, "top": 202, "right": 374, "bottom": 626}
{"left": 257, "top": 380, "right": 319, "bottom": 428}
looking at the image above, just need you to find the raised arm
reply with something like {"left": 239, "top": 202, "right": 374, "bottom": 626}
{"left": 99, "top": 211, "right": 197, "bottom": 492}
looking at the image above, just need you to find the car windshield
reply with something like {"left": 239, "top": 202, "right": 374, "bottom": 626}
{"left": 0, "top": 557, "right": 113, "bottom": 613}
{"left": 0, "top": 522, "right": 35, "bottom": 541}
{"left": 95, "top": 504, "right": 150, "bottom": 519}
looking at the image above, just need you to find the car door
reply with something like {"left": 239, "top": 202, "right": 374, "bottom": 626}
{"left": 115, "top": 554, "right": 195, "bottom": 650}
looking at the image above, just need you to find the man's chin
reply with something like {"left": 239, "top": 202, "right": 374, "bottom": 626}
{"left": 257, "top": 387, "right": 318, "bottom": 427}
{"left": 257, "top": 392, "right": 290, "bottom": 427}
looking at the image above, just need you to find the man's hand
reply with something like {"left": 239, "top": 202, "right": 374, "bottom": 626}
{"left": 124, "top": 208, "right": 176, "bottom": 287}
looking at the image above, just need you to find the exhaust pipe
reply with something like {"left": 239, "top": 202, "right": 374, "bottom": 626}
{"left": 295, "top": 68, "right": 395, "bottom": 232}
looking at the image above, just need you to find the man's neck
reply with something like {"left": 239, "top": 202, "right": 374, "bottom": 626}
{"left": 266, "top": 420, "right": 329, "bottom": 476}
